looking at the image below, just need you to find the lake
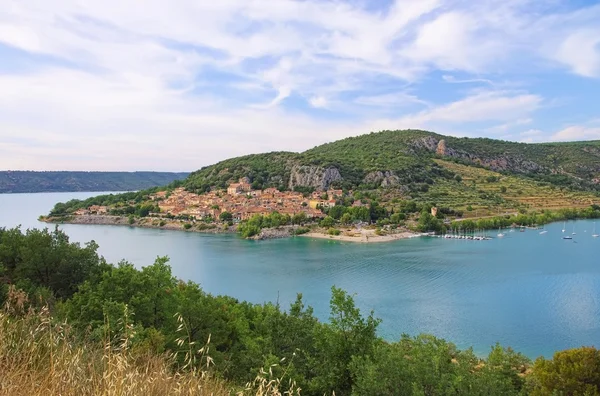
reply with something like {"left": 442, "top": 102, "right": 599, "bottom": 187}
{"left": 1, "top": 191, "right": 599, "bottom": 358}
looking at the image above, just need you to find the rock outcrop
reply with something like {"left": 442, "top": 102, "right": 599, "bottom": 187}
{"left": 411, "top": 136, "right": 545, "bottom": 174}
{"left": 410, "top": 136, "right": 439, "bottom": 151}
{"left": 436, "top": 139, "right": 447, "bottom": 156}
{"left": 363, "top": 171, "right": 402, "bottom": 188}
{"left": 288, "top": 165, "right": 342, "bottom": 190}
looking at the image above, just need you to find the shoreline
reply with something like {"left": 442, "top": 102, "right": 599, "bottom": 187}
{"left": 42, "top": 215, "right": 423, "bottom": 243}
{"left": 41, "top": 215, "right": 230, "bottom": 235}
{"left": 299, "top": 230, "right": 423, "bottom": 243}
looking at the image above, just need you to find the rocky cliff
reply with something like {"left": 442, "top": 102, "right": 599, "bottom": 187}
{"left": 288, "top": 165, "right": 342, "bottom": 190}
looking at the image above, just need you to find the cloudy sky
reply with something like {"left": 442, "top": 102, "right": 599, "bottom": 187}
{"left": 1, "top": 0, "right": 600, "bottom": 171}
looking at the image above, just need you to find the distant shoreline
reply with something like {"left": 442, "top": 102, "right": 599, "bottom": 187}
{"left": 41, "top": 215, "right": 424, "bottom": 243}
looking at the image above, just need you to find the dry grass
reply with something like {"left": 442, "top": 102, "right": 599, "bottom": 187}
{"left": 0, "top": 286, "right": 300, "bottom": 396}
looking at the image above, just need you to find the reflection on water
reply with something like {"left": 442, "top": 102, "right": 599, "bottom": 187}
{"left": 1, "top": 192, "right": 599, "bottom": 358}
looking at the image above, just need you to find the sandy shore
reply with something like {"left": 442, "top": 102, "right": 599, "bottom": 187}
{"left": 299, "top": 229, "right": 422, "bottom": 243}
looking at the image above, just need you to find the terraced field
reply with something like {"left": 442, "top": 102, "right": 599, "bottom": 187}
{"left": 423, "top": 160, "right": 600, "bottom": 218}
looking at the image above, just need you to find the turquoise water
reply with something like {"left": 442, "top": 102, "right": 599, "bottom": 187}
{"left": 1, "top": 192, "right": 599, "bottom": 358}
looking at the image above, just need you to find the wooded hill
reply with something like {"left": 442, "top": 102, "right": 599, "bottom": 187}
{"left": 46, "top": 130, "right": 600, "bottom": 220}
{"left": 0, "top": 171, "right": 189, "bottom": 193}
{"left": 184, "top": 130, "right": 600, "bottom": 194}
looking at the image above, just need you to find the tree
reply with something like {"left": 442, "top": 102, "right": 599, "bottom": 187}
{"left": 528, "top": 347, "right": 600, "bottom": 396}
{"left": 311, "top": 286, "right": 380, "bottom": 394}
{"left": 1, "top": 227, "right": 104, "bottom": 299}
{"left": 340, "top": 213, "right": 352, "bottom": 225}
{"left": 219, "top": 211, "right": 233, "bottom": 222}
{"left": 292, "top": 212, "right": 307, "bottom": 225}
{"left": 320, "top": 216, "right": 335, "bottom": 228}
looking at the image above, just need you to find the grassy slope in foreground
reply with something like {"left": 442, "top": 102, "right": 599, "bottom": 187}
{"left": 0, "top": 171, "right": 189, "bottom": 193}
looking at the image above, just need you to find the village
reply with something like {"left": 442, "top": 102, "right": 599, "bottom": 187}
{"left": 76, "top": 178, "right": 348, "bottom": 223}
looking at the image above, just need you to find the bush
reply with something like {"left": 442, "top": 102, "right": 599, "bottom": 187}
{"left": 320, "top": 216, "right": 335, "bottom": 228}
{"left": 183, "top": 223, "right": 192, "bottom": 230}
{"left": 159, "top": 220, "right": 166, "bottom": 227}
{"left": 292, "top": 227, "right": 310, "bottom": 235}
{"left": 327, "top": 228, "right": 341, "bottom": 236}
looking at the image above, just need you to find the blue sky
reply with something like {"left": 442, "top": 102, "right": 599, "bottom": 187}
{"left": 1, "top": 0, "right": 600, "bottom": 171}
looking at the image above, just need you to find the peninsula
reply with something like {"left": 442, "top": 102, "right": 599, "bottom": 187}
{"left": 42, "top": 130, "right": 600, "bottom": 240}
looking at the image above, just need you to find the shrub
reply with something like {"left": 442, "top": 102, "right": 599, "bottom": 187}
{"left": 292, "top": 227, "right": 310, "bottom": 235}
{"left": 327, "top": 228, "right": 341, "bottom": 236}
{"left": 183, "top": 223, "right": 192, "bottom": 230}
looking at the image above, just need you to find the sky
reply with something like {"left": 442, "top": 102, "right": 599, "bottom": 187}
{"left": 1, "top": 0, "right": 600, "bottom": 171}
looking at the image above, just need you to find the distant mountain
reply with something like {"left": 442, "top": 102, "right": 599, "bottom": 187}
{"left": 0, "top": 171, "right": 189, "bottom": 193}
{"left": 184, "top": 130, "right": 600, "bottom": 193}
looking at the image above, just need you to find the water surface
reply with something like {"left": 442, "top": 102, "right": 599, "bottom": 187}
{"left": 1, "top": 192, "right": 599, "bottom": 357}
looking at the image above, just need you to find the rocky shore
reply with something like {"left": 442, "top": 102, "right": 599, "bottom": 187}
{"left": 42, "top": 215, "right": 230, "bottom": 234}
{"left": 42, "top": 215, "right": 422, "bottom": 243}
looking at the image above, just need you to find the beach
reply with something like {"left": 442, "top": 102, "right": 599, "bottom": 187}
{"left": 299, "top": 229, "right": 421, "bottom": 243}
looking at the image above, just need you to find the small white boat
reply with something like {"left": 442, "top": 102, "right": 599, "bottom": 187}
{"left": 539, "top": 230, "right": 547, "bottom": 235}
{"left": 593, "top": 222, "right": 599, "bottom": 238}
{"left": 497, "top": 227, "right": 505, "bottom": 238}
{"left": 562, "top": 221, "right": 566, "bottom": 233}
{"left": 562, "top": 235, "right": 573, "bottom": 240}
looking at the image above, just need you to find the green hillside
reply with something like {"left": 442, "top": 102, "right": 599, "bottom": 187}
{"left": 0, "top": 171, "right": 189, "bottom": 193}
{"left": 185, "top": 129, "right": 600, "bottom": 193}
{"left": 45, "top": 130, "right": 600, "bottom": 224}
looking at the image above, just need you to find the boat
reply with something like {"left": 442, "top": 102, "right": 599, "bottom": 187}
{"left": 562, "top": 235, "right": 573, "bottom": 240}
{"left": 539, "top": 230, "right": 547, "bottom": 235}
{"left": 572, "top": 224, "right": 576, "bottom": 235}
{"left": 593, "top": 222, "right": 599, "bottom": 238}
{"left": 497, "top": 227, "right": 505, "bottom": 238}
{"left": 562, "top": 221, "right": 566, "bottom": 233}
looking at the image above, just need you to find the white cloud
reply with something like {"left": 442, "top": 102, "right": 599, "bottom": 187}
{"left": 395, "top": 91, "right": 542, "bottom": 126}
{"left": 309, "top": 96, "right": 328, "bottom": 109}
{"left": 0, "top": 0, "right": 600, "bottom": 170}
{"left": 554, "top": 29, "right": 600, "bottom": 78}
{"left": 550, "top": 126, "right": 600, "bottom": 142}
{"left": 354, "top": 92, "right": 429, "bottom": 108}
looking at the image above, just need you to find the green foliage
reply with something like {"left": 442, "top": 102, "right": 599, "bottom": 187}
{"left": 0, "top": 171, "right": 188, "bottom": 194}
{"left": 0, "top": 227, "right": 105, "bottom": 300}
{"left": 528, "top": 347, "right": 600, "bottom": 396}
{"left": 320, "top": 216, "right": 335, "bottom": 228}
{"left": 183, "top": 223, "right": 192, "bottom": 230}
{"left": 327, "top": 228, "right": 341, "bottom": 236}
{"left": 1, "top": 228, "right": 598, "bottom": 395}
{"left": 292, "top": 226, "right": 310, "bottom": 235}
{"left": 179, "top": 129, "right": 600, "bottom": 196}
{"left": 219, "top": 211, "right": 233, "bottom": 222}
{"left": 416, "top": 212, "right": 445, "bottom": 232}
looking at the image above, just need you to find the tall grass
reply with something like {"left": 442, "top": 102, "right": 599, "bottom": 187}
{"left": 0, "top": 286, "right": 298, "bottom": 396}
